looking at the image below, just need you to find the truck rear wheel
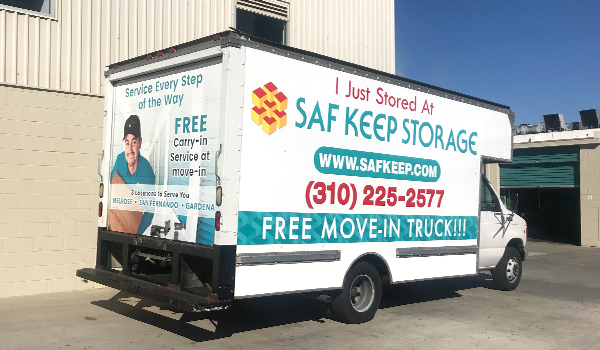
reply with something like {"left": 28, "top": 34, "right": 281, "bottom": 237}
{"left": 492, "top": 247, "right": 522, "bottom": 291}
{"left": 331, "top": 262, "right": 381, "bottom": 324}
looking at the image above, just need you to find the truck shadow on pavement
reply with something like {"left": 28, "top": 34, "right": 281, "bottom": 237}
{"left": 91, "top": 273, "right": 496, "bottom": 342}
{"left": 380, "top": 273, "right": 496, "bottom": 309}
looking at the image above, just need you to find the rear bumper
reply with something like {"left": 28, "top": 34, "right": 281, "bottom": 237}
{"left": 78, "top": 228, "right": 235, "bottom": 312}
{"left": 77, "top": 268, "right": 229, "bottom": 312}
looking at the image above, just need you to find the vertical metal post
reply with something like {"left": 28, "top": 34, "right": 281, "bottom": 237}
{"left": 96, "top": 234, "right": 108, "bottom": 268}
{"left": 170, "top": 251, "right": 180, "bottom": 286}
{"left": 121, "top": 243, "right": 130, "bottom": 273}
{"left": 214, "top": 245, "right": 236, "bottom": 300}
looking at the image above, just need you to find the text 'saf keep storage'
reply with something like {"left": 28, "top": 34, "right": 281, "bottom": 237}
{"left": 78, "top": 31, "right": 527, "bottom": 323}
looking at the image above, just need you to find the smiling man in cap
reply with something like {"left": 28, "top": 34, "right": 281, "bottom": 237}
{"left": 110, "top": 115, "right": 155, "bottom": 235}
{"left": 110, "top": 115, "right": 155, "bottom": 185}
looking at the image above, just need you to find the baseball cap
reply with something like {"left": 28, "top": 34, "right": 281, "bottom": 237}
{"left": 123, "top": 115, "right": 141, "bottom": 139}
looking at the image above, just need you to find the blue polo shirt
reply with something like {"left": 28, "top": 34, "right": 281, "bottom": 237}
{"left": 110, "top": 152, "right": 155, "bottom": 185}
{"left": 110, "top": 152, "right": 155, "bottom": 235}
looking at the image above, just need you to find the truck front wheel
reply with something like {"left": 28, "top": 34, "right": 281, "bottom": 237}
{"left": 492, "top": 247, "right": 522, "bottom": 291}
{"left": 331, "top": 262, "right": 382, "bottom": 323}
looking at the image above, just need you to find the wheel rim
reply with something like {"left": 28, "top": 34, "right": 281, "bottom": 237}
{"left": 349, "top": 274, "right": 375, "bottom": 312}
{"left": 506, "top": 257, "right": 520, "bottom": 283}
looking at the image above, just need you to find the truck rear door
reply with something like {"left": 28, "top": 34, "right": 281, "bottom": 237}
{"left": 104, "top": 59, "right": 222, "bottom": 245}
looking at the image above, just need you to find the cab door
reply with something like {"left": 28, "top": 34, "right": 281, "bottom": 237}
{"left": 479, "top": 176, "right": 511, "bottom": 269}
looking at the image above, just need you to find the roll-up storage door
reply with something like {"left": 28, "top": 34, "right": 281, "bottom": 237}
{"left": 500, "top": 145, "right": 580, "bottom": 244}
{"left": 235, "top": 0, "right": 289, "bottom": 44}
{"left": 500, "top": 146, "right": 579, "bottom": 188}
{"left": 236, "top": 0, "right": 289, "bottom": 20}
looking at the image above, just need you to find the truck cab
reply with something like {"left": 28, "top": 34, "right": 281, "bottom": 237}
{"left": 479, "top": 174, "right": 527, "bottom": 290}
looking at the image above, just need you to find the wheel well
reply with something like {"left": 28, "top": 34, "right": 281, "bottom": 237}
{"left": 507, "top": 238, "right": 525, "bottom": 260}
{"left": 353, "top": 254, "right": 391, "bottom": 281}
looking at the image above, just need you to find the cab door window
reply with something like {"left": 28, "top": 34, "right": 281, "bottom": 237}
{"left": 480, "top": 178, "right": 501, "bottom": 212}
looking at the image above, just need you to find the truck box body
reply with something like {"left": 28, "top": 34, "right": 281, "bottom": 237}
{"left": 78, "top": 31, "right": 525, "bottom": 320}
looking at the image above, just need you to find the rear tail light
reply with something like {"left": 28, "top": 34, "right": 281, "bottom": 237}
{"left": 98, "top": 202, "right": 103, "bottom": 217}
{"left": 215, "top": 211, "right": 221, "bottom": 231}
{"left": 99, "top": 183, "right": 104, "bottom": 198}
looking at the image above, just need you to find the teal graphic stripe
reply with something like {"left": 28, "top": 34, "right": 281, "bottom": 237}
{"left": 196, "top": 217, "right": 215, "bottom": 245}
{"left": 238, "top": 211, "right": 477, "bottom": 245}
{"left": 314, "top": 146, "right": 441, "bottom": 182}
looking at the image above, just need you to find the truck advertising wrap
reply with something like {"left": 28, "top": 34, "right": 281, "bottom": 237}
{"left": 237, "top": 49, "right": 509, "bottom": 246}
{"left": 107, "top": 63, "right": 221, "bottom": 245}
{"left": 81, "top": 33, "right": 525, "bottom": 322}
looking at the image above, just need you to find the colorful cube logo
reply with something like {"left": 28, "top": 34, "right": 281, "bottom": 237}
{"left": 251, "top": 82, "right": 288, "bottom": 135}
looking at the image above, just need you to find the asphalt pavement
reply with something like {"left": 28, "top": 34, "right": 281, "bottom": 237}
{"left": 0, "top": 240, "right": 599, "bottom": 350}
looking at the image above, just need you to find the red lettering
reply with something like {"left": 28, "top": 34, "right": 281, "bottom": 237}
{"left": 421, "top": 99, "right": 430, "bottom": 114}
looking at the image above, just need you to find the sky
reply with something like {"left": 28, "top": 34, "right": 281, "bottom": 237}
{"left": 394, "top": 0, "right": 600, "bottom": 126}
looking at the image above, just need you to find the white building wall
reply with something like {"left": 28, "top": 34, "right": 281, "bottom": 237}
{"left": 0, "top": 0, "right": 236, "bottom": 95}
{"left": 0, "top": 0, "right": 395, "bottom": 96}
{"left": 0, "top": 0, "right": 395, "bottom": 298}
{"left": 288, "top": 0, "right": 395, "bottom": 74}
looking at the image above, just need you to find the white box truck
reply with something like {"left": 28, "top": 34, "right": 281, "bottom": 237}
{"left": 78, "top": 30, "right": 527, "bottom": 324}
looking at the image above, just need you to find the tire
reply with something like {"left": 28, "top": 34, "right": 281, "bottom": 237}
{"left": 331, "top": 262, "right": 382, "bottom": 324}
{"left": 492, "top": 247, "right": 523, "bottom": 291}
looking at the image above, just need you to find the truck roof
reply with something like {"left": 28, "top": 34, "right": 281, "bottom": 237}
{"left": 105, "top": 29, "right": 513, "bottom": 120}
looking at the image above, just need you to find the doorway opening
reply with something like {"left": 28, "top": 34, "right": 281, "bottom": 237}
{"left": 501, "top": 187, "right": 580, "bottom": 245}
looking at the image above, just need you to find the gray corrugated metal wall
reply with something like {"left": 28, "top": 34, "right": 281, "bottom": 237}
{"left": 0, "top": 0, "right": 395, "bottom": 96}
{"left": 0, "top": 0, "right": 236, "bottom": 95}
{"left": 288, "top": 0, "right": 395, "bottom": 74}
